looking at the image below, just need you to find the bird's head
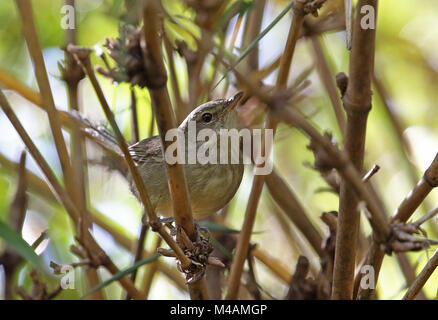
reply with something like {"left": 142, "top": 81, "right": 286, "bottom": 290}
{"left": 179, "top": 92, "right": 244, "bottom": 133}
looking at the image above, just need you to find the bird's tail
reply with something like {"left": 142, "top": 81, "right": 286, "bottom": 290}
{"left": 69, "top": 111, "right": 128, "bottom": 174}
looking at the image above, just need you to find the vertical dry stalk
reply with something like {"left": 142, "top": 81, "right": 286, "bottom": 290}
{"left": 140, "top": 235, "right": 163, "bottom": 298}
{"left": 62, "top": 0, "right": 102, "bottom": 300}
{"left": 16, "top": 0, "right": 104, "bottom": 298}
{"left": 332, "top": 0, "right": 378, "bottom": 300}
{"left": 164, "top": 38, "right": 186, "bottom": 124}
{"left": 125, "top": 220, "right": 148, "bottom": 300}
{"left": 14, "top": 0, "right": 80, "bottom": 212}
{"left": 396, "top": 253, "right": 426, "bottom": 300}
{"left": 373, "top": 72, "right": 435, "bottom": 215}
{"left": 241, "top": 0, "right": 266, "bottom": 73}
{"left": 13, "top": 5, "right": 110, "bottom": 296}
{"left": 309, "top": 36, "right": 346, "bottom": 135}
{"left": 142, "top": 1, "right": 195, "bottom": 238}
{"left": 142, "top": 0, "right": 208, "bottom": 299}
{"left": 226, "top": 0, "right": 309, "bottom": 300}
{"left": 130, "top": 89, "right": 140, "bottom": 143}
{"left": 125, "top": 89, "right": 145, "bottom": 299}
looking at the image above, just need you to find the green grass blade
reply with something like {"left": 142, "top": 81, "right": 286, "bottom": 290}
{"left": 199, "top": 220, "right": 264, "bottom": 235}
{"left": 214, "top": 0, "right": 295, "bottom": 87}
{"left": 81, "top": 253, "right": 161, "bottom": 299}
{"left": 209, "top": 236, "right": 233, "bottom": 260}
{"left": 0, "top": 220, "right": 44, "bottom": 271}
{"left": 199, "top": 220, "right": 241, "bottom": 234}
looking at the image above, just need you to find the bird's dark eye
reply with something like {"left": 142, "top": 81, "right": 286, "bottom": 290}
{"left": 202, "top": 113, "right": 212, "bottom": 123}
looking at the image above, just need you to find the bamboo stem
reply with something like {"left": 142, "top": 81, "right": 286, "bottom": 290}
{"left": 226, "top": 0, "right": 309, "bottom": 300}
{"left": 63, "top": 0, "right": 102, "bottom": 300}
{"left": 332, "top": 0, "right": 378, "bottom": 300}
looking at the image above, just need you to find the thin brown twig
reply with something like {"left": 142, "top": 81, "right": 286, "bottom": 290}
{"left": 163, "top": 37, "right": 186, "bottom": 123}
{"left": 140, "top": 235, "right": 163, "bottom": 298}
{"left": 125, "top": 219, "right": 148, "bottom": 300}
{"left": 309, "top": 36, "right": 346, "bottom": 135}
{"left": 0, "top": 151, "right": 188, "bottom": 291}
{"left": 0, "top": 71, "right": 118, "bottom": 148}
{"left": 374, "top": 71, "right": 437, "bottom": 226}
{"left": 373, "top": 71, "right": 436, "bottom": 218}
{"left": 221, "top": 13, "right": 244, "bottom": 97}
{"left": 0, "top": 67, "right": 41, "bottom": 105}
{"left": 403, "top": 249, "right": 438, "bottom": 300}
{"left": 274, "top": 108, "right": 391, "bottom": 239}
{"left": 130, "top": 88, "right": 140, "bottom": 143}
{"left": 362, "top": 164, "right": 380, "bottom": 183}
{"left": 414, "top": 207, "right": 438, "bottom": 228}
{"left": 396, "top": 253, "right": 427, "bottom": 300}
{"left": 142, "top": 1, "right": 195, "bottom": 238}
{"left": 71, "top": 49, "right": 156, "bottom": 222}
{"left": 90, "top": 211, "right": 187, "bottom": 291}
{"left": 15, "top": 4, "right": 104, "bottom": 297}
{"left": 252, "top": 248, "right": 291, "bottom": 284}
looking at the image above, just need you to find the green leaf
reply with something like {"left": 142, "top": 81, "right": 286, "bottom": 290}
{"left": 213, "top": 0, "right": 253, "bottom": 33}
{"left": 81, "top": 253, "right": 161, "bottom": 299}
{"left": 209, "top": 236, "right": 233, "bottom": 260}
{"left": 198, "top": 220, "right": 241, "bottom": 234}
{"left": 198, "top": 221, "right": 264, "bottom": 235}
{"left": 0, "top": 220, "right": 44, "bottom": 271}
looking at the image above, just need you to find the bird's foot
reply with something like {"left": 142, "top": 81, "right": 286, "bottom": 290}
{"left": 155, "top": 218, "right": 224, "bottom": 284}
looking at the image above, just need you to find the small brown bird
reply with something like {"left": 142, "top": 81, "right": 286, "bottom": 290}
{"left": 84, "top": 92, "right": 245, "bottom": 219}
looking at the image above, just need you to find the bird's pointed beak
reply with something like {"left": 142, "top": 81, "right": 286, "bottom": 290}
{"left": 219, "top": 91, "right": 244, "bottom": 118}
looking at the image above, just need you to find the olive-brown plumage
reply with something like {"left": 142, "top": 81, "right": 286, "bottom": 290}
{"left": 126, "top": 92, "right": 244, "bottom": 219}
